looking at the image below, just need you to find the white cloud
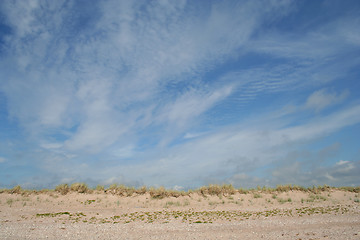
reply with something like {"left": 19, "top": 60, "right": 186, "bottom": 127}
{"left": 330, "top": 16, "right": 360, "bottom": 47}
{"left": 111, "top": 145, "right": 135, "bottom": 159}
{"left": 183, "top": 132, "right": 206, "bottom": 139}
{"left": 1, "top": 0, "right": 293, "bottom": 154}
{"left": 64, "top": 119, "right": 127, "bottom": 153}
{"left": 334, "top": 161, "right": 355, "bottom": 173}
{"left": 305, "top": 89, "right": 349, "bottom": 112}
{"left": 2, "top": 0, "right": 40, "bottom": 38}
{"left": 279, "top": 103, "right": 359, "bottom": 146}
{"left": 6, "top": 100, "right": 360, "bottom": 188}
{"left": 251, "top": 12, "right": 360, "bottom": 60}
{"left": 172, "top": 185, "right": 184, "bottom": 191}
{"left": 0, "top": 1, "right": 359, "bottom": 188}
{"left": 74, "top": 103, "right": 357, "bottom": 188}
{"left": 269, "top": 157, "right": 360, "bottom": 187}
{"left": 336, "top": 160, "right": 350, "bottom": 166}
{"left": 40, "top": 143, "right": 63, "bottom": 150}
{"left": 157, "top": 85, "right": 234, "bottom": 128}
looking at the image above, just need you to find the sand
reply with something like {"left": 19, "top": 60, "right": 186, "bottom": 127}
{"left": 1, "top": 189, "right": 359, "bottom": 239}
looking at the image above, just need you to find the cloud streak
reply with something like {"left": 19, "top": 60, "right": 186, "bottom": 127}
{"left": 305, "top": 89, "right": 349, "bottom": 112}
{"left": 0, "top": 0, "right": 359, "bottom": 188}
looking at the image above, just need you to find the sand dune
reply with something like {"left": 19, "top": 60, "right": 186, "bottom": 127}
{"left": 1, "top": 189, "right": 359, "bottom": 239}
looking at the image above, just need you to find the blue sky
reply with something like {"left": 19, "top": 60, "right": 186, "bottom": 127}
{"left": 0, "top": 0, "right": 360, "bottom": 189}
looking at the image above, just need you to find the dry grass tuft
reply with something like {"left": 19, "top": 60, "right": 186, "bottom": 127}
{"left": 339, "top": 186, "right": 360, "bottom": 193}
{"left": 149, "top": 186, "right": 168, "bottom": 199}
{"left": 95, "top": 185, "right": 105, "bottom": 192}
{"left": 197, "top": 184, "right": 236, "bottom": 196}
{"left": 10, "top": 185, "right": 22, "bottom": 194}
{"left": 55, "top": 184, "right": 70, "bottom": 195}
{"left": 136, "top": 186, "right": 147, "bottom": 195}
{"left": 106, "top": 184, "right": 137, "bottom": 196}
{"left": 70, "top": 183, "right": 90, "bottom": 193}
{"left": 1, "top": 183, "right": 359, "bottom": 197}
{"left": 273, "top": 184, "right": 334, "bottom": 193}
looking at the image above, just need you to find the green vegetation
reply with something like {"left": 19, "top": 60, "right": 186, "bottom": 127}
{"left": 6, "top": 198, "right": 14, "bottom": 206}
{"left": 83, "top": 199, "right": 96, "bottom": 205}
{"left": 305, "top": 194, "right": 327, "bottom": 202}
{"left": 164, "top": 201, "right": 181, "bottom": 208}
{"left": 253, "top": 193, "right": 262, "bottom": 198}
{"left": 34, "top": 205, "right": 349, "bottom": 224}
{"left": 277, "top": 197, "right": 292, "bottom": 204}
{"left": 36, "top": 212, "right": 71, "bottom": 217}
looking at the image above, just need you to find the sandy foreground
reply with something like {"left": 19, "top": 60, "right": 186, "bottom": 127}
{"left": 1, "top": 190, "right": 359, "bottom": 239}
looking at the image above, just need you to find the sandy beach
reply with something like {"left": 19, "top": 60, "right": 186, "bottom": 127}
{"left": 1, "top": 188, "right": 359, "bottom": 239}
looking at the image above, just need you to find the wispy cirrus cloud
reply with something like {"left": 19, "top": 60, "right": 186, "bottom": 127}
{"left": 85, "top": 100, "right": 360, "bottom": 188}
{"left": 305, "top": 88, "right": 349, "bottom": 112}
{"left": 1, "top": 0, "right": 295, "bottom": 151}
{"left": 0, "top": 0, "right": 359, "bottom": 188}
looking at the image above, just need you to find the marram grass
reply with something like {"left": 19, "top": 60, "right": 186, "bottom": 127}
{"left": 0, "top": 183, "right": 359, "bottom": 197}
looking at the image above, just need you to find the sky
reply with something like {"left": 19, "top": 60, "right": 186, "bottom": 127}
{"left": 0, "top": 0, "right": 360, "bottom": 190}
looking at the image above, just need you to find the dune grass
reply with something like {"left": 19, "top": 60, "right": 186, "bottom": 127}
{"left": 0, "top": 183, "right": 359, "bottom": 197}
